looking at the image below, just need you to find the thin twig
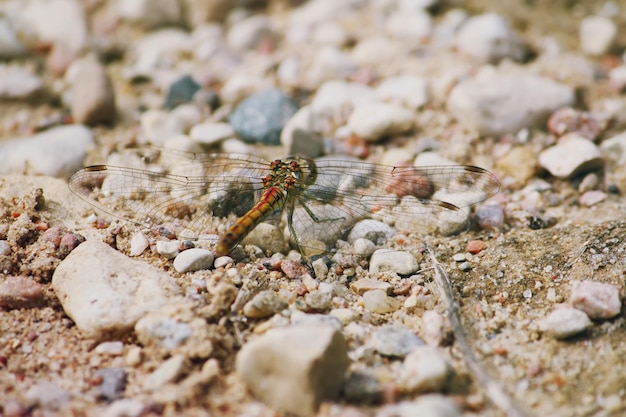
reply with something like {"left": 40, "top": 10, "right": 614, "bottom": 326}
{"left": 426, "top": 246, "right": 527, "bottom": 417}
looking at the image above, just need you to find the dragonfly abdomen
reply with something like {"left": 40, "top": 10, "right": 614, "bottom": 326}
{"left": 216, "top": 187, "right": 288, "bottom": 256}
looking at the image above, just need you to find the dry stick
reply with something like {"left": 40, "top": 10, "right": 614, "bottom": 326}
{"left": 426, "top": 246, "right": 527, "bottom": 417}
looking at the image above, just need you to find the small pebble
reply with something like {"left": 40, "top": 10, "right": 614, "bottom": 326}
{"left": 0, "top": 240, "right": 10, "bottom": 256}
{"left": 393, "top": 395, "right": 461, "bottom": 417}
{"left": 458, "top": 262, "right": 472, "bottom": 271}
{"left": 570, "top": 280, "right": 621, "bottom": 319}
{"left": 189, "top": 122, "right": 235, "bottom": 145}
{"left": 420, "top": 310, "right": 448, "bottom": 346}
{"left": 155, "top": 240, "right": 180, "bottom": 259}
{"left": 399, "top": 346, "right": 452, "bottom": 393}
{"left": 143, "top": 354, "right": 186, "bottom": 391}
{"left": 547, "top": 107, "right": 606, "bottom": 141}
{"left": 452, "top": 253, "right": 466, "bottom": 262}
{"left": 348, "top": 102, "right": 414, "bottom": 142}
{"left": 304, "top": 290, "right": 333, "bottom": 312}
{"left": 538, "top": 134, "right": 604, "bottom": 178}
{"left": 362, "top": 289, "right": 400, "bottom": 314}
{"left": 25, "top": 381, "right": 71, "bottom": 410}
{"left": 173, "top": 248, "right": 214, "bottom": 273}
{"left": 229, "top": 88, "right": 297, "bottom": 145}
{"left": 350, "top": 278, "right": 391, "bottom": 295}
{"left": 94, "top": 341, "right": 124, "bottom": 356}
{"left": 93, "top": 368, "right": 127, "bottom": 401}
{"left": 376, "top": 75, "right": 429, "bottom": 110}
{"left": 370, "top": 326, "right": 424, "bottom": 357}
{"left": 539, "top": 308, "right": 592, "bottom": 339}
{"left": 455, "top": 13, "right": 526, "bottom": 63}
{"left": 0, "top": 275, "right": 44, "bottom": 309}
{"left": 474, "top": 204, "right": 505, "bottom": 230}
{"left": 353, "top": 238, "right": 377, "bottom": 257}
{"left": 0, "top": 64, "right": 43, "bottom": 99}
{"left": 579, "top": 190, "right": 607, "bottom": 207}
{"left": 579, "top": 15, "right": 617, "bottom": 56}
{"left": 370, "top": 249, "right": 419, "bottom": 275}
{"left": 129, "top": 232, "right": 150, "bottom": 256}
{"left": 68, "top": 58, "right": 116, "bottom": 125}
{"left": 243, "top": 290, "right": 288, "bottom": 319}
{"left": 466, "top": 240, "right": 487, "bottom": 254}
{"left": 165, "top": 75, "right": 200, "bottom": 109}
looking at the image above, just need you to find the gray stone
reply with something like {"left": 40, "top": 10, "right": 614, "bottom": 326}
{"left": 236, "top": 325, "right": 349, "bottom": 416}
{"left": 447, "top": 74, "right": 575, "bottom": 137}
{"left": 229, "top": 89, "right": 297, "bottom": 145}
{"left": 370, "top": 326, "right": 424, "bottom": 357}
{"left": 52, "top": 240, "right": 181, "bottom": 339}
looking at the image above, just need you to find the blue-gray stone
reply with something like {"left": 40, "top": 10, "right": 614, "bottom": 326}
{"left": 165, "top": 75, "right": 200, "bottom": 109}
{"left": 229, "top": 88, "right": 297, "bottom": 145}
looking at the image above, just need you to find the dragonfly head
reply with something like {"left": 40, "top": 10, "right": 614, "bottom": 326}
{"left": 283, "top": 156, "right": 318, "bottom": 188}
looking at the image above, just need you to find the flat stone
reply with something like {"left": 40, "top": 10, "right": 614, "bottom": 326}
{"left": 362, "top": 289, "right": 401, "bottom": 314}
{"left": 570, "top": 280, "right": 621, "bottom": 320}
{"left": 447, "top": 74, "right": 575, "bottom": 137}
{"left": 0, "top": 125, "right": 94, "bottom": 178}
{"left": 52, "top": 240, "right": 181, "bottom": 339}
{"left": 369, "top": 249, "right": 419, "bottom": 275}
{"left": 236, "top": 325, "right": 349, "bottom": 417}
{"left": 539, "top": 308, "right": 592, "bottom": 339}
{"left": 173, "top": 248, "right": 214, "bottom": 273}
{"left": 350, "top": 278, "right": 391, "bottom": 295}
{"left": 538, "top": 134, "right": 604, "bottom": 178}
{"left": 370, "top": 326, "right": 424, "bottom": 357}
{"left": 0, "top": 275, "right": 45, "bottom": 309}
{"left": 348, "top": 102, "right": 414, "bottom": 141}
{"left": 242, "top": 290, "right": 288, "bottom": 319}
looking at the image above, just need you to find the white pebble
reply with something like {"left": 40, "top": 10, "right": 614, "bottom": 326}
{"left": 455, "top": 13, "right": 526, "bottom": 63}
{"left": 173, "top": 248, "right": 214, "bottom": 273}
{"left": 94, "top": 341, "right": 124, "bottom": 356}
{"left": 155, "top": 240, "right": 180, "bottom": 259}
{"left": 362, "top": 289, "right": 400, "bottom": 314}
{"left": 399, "top": 347, "right": 452, "bottom": 393}
{"left": 129, "top": 232, "right": 150, "bottom": 256}
{"left": 348, "top": 102, "right": 414, "bottom": 142}
{"left": 369, "top": 249, "right": 419, "bottom": 276}
{"left": 539, "top": 308, "right": 592, "bottom": 339}
{"left": 579, "top": 16, "right": 617, "bottom": 56}
{"left": 189, "top": 122, "right": 235, "bottom": 145}
{"left": 570, "top": 280, "right": 621, "bottom": 319}
{"left": 538, "top": 134, "right": 604, "bottom": 178}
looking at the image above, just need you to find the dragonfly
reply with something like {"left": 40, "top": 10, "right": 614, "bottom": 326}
{"left": 68, "top": 150, "right": 500, "bottom": 257}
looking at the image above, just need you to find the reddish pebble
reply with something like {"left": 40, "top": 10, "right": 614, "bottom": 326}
{"left": 571, "top": 280, "right": 621, "bottom": 319}
{"left": 3, "top": 398, "right": 27, "bottom": 417}
{"left": 280, "top": 259, "right": 310, "bottom": 279}
{"left": 59, "top": 232, "right": 86, "bottom": 256}
{"left": 467, "top": 240, "right": 487, "bottom": 254}
{"left": 0, "top": 276, "right": 45, "bottom": 309}
{"left": 547, "top": 107, "right": 606, "bottom": 141}
{"left": 474, "top": 204, "right": 505, "bottom": 229}
{"left": 40, "top": 226, "right": 67, "bottom": 247}
{"left": 95, "top": 217, "right": 110, "bottom": 229}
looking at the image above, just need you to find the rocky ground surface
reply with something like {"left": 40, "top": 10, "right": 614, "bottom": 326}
{"left": 2, "top": 0, "right": 626, "bottom": 416}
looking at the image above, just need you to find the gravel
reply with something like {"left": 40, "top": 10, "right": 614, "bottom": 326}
{"left": 3, "top": 1, "right": 626, "bottom": 416}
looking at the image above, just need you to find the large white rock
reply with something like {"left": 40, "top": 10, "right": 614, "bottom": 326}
{"left": 236, "top": 325, "right": 349, "bottom": 416}
{"left": 52, "top": 240, "right": 181, "bottom": 339}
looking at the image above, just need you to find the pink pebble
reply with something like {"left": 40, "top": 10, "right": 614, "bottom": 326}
{"left": 571, "top": 280, "right": 621, "bottom": 319}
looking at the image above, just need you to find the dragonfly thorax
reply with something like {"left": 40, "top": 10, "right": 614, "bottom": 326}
{"left": 264, "top": 156, "right": 318, "bottom": 191}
